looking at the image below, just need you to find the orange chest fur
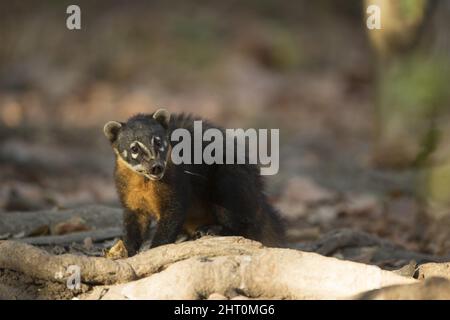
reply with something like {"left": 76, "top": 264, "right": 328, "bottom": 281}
{"left": 115, "top": 156, "right": 215, "bottom": 233}
{"left": 115, "top": 157, "right": 164, "bottom": 220}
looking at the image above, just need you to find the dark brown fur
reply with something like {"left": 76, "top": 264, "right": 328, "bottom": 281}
{"left": 107, "top": 112, "right": 285, "bottom": 255}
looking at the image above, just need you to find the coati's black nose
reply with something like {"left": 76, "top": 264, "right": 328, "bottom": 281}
{"left": 150, "top": 164, "right": 164, "bottom": 176}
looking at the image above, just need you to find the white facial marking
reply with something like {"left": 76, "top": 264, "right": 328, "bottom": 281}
{"left": 122, "top": 150, "right": 127, "bottom": 158}
{"left": 133, "top": 164, "right": 145, "bottom": 171}
{"left": 131, "top": 141, "right": 153, "bottom": 159}
{"left": 130, "top": 141, "right": 141, "bottom": 159}
{"left": 136, "top": 141, "right": 150, "bottom": 154}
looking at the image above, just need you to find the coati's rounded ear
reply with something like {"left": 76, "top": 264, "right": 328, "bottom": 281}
{"left": 153, "top": 108, "right": 170, "bottom": 129}
{"left": 103, "top": 121, "right": 123, "bottom": 143}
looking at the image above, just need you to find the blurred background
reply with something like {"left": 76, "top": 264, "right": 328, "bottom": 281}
{"left": 0, "top": 0, "right": 449, "bottom": 258}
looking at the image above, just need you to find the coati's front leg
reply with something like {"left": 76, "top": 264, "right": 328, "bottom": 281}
{"left": 151, "top": 203, "right": 187, "bottom": 248}
{"left": 123, "top": 205, "right": 186, "bottom": 254}
{"left": 123, "top": 209, "right": 153, "bottom": 256}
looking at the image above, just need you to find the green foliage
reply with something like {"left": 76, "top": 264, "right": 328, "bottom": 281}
{"left": 258, "top": 23, "right": 303, "bottom": 72}
{"left": 426, "top": 162, "right": 450, "bottom": 214}
{"left": 380, "top": 55, "right": 450, "bottom": 118}
{"left": 377, "top": 54, "right": 450, "bottom": 167}
{"left": 167, "top": 15, "right": 225, "bottom": 69}
{"left": 397, "top": 0, "right": 428, "bottom": 23}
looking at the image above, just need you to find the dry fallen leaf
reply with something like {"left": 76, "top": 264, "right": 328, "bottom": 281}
{"left": 83, "top": 237, "right": 94, "bottom": 251}
{"left": 27, "top": 224, "right": 50, "bottom": 237}
{"left": 51, "top": 216, "right": 91, "bottom": 235}
{"left": 0, "top": 233, "right": 11, "bottom": 240}
{"left": 104, "top": 239, "right": 128, "bottom": 260}
{"left": 12, "top": 231, "right": 26, "bottom": 239}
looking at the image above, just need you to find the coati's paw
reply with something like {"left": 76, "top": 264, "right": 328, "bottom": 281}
{"left": 193, "top": 225, "right": 226, "bottom": 239}
{"left": 175, "top": 232, "right": 190, "bottom": 243}
{"left": 137, "top": 241, "right": 152, "bottom": 254}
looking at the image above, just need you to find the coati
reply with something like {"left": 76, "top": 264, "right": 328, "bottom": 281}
{"left": 104, "top": 109, "right": 285, "bottom": 256}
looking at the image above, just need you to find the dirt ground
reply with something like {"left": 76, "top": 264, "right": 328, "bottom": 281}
{"left": 0, "top": 1, "right": 449, "bottom": 299}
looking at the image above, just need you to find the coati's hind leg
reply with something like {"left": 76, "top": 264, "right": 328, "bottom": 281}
{"left": 192, "top": 220, "right": 233, "bottom": 239}
{"left": 210, "top": 166, "right": 261, "bottom": 239}
{"left": 210, "top": 166, "right": 285, "bottom": 247}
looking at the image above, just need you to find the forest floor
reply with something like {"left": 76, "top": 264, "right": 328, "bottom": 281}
{"left": 0, "top": 1, "right": 450, "bottom": 299}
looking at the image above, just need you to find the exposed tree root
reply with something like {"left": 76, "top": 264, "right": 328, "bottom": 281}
{"left": 0, "top": 237, "right": 261, "bottom": 285}
{"left": 358, "top": 277, "right": 450, "bottom": 300}
{"left": 0, "top": 236, "right": 419, "bottom": 299}
{"left": 296, "top": 228, "right": 448, "bottom": 266}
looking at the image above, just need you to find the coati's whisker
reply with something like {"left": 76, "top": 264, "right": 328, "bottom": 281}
{"left": 183, "top": 170, "right": 206, "bottom": 179}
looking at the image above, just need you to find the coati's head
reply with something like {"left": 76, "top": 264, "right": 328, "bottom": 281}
{"left": 103, "top": 109, "right": 171, "bottom": 181}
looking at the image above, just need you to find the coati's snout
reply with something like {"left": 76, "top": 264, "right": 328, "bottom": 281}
{"left": 103, "top": 108, "right": 171, "bottom": 181}
{"left": 148, "top": 161, "right": 164, "bottom": 177}
{"left": 135, "top": 161, "right": 166, "bottom": 180}
{"left": 129, "top": 142, "right": 167, "bottom": 180}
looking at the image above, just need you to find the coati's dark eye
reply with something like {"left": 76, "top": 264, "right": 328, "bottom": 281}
{"left": 153, "top": 136, "right": 162, "bottom": 148}
{"left": 130, "top": 145, "right": 139, "bottom": 154}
